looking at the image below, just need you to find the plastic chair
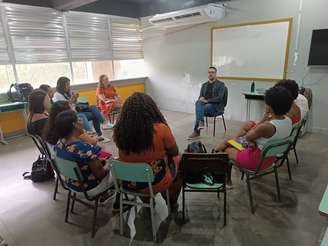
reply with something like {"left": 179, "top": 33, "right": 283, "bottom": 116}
{"left": 289, "top": 118, "right": 306, "bottom": 165}
{"left": 205, "top": 86, "right": 228, "bottom": 136}
{"left": 180, "top": 153, "right": 229, "bottom": 226}
{"left": 111, "top": 160, "right": 170, "bottom": 242}
{"left": 54, "top": 156, "right": 111, "bottom": 238}
{"left": 237, "top": 137, "right": 293, "bottom": 213}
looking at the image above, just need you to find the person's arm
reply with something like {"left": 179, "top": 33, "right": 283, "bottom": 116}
{"left": 199, "top": 83, "right": 206, "bottom": 100}
{"left": 207, "top": 84, "right": 225, "bottom": 104}
{"left": 245, "top": 123, "right": 276, "bottom": 147}
{"left": 89, "top": 159, "right": 108, "bottom": 179}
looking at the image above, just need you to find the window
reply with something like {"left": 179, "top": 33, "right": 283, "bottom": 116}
{"left": 72, "top": 60, "right": 114, "bottom": 84}
{"left": 0, "top": 65, "right": 15, "bottom": 93}
{"left": 113, "top": 59, "right": 147, "bottom": 79}
{"left": 15, "top": 63, "right": 71, "bottom": 88}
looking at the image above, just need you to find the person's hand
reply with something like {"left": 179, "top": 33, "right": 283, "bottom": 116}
{"left": 247, "top": 141, "right": 257, "bottom": 149}
{"left": 199, "top": 97, "right": 208, "bottom": 103}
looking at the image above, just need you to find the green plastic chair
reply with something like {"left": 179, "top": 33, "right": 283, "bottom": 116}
{"left": 180, "top": 153, "right": 229, "bottom": 226}
{"left": 289, "top": 119, "right": 306, "bottom": 165}
{"left": 111, "top": 160, "right": 170, "bottom": 242}
{"left": 237, "top": 137, "right": 293, "bottom": 213}
{"left": 54, "top": 156, "right": 110, "bottom": 238}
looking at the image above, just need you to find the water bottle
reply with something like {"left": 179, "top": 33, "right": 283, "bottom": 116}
{"left": 250, "top": 81, "right": 255, "bottom": 93}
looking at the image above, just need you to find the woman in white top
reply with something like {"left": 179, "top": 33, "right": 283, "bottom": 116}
{"left": 53, "top": 77, "right": 105, "bottom": 137}
{"left": 214, "top": 86, "right": 293, "bottom": 186}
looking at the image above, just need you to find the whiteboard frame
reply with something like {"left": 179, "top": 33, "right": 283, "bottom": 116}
{"left": 210, "top": 17, "right": 293, "bottom": 82}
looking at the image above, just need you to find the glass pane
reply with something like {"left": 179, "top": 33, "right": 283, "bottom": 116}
{"left": 72, "top": 60, "right": 114, "bottom": 84}
{"left": 16, "top": 63, "right": 71, "bottom": 88}
{"left": 113, "top": 59, "right": 147, "bottom": 80}
{"left": 0, "top": 65, "right": 15, "bottom": 93}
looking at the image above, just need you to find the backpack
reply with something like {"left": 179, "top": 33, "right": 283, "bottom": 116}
{"left": 7, "top": 83, "right": 33, "bottom": 102}
{"left": 23, "top": 155, "right": 55, "bottom": 182}
{"left": 184, "top": 141, "right": 208, "bottom": 184}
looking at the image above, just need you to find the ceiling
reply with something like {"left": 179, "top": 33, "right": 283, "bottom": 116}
{"left": 3, "top": 0, "right": 223, "bottom": 18}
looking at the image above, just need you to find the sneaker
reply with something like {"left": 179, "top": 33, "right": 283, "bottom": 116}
{"left": 102, "top": 123, "right": 114, "bottom": 130}
{"left": 198, "top": 121, "right": 205, "bottom": 130}
{"left": 188, "top": 132, "right": 200, "bottom": 140}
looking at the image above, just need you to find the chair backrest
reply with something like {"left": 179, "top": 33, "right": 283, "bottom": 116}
{"left": 54, "top": 156, "right": 83, "bottom": 182}
{"left": 181, "top": 153, "right": 229, "bottom": 184}
{"left": 256, "top": 137, "right": 292, "bottom": 172}
{"left": 28, "top": 134, "right": 48, "bottom": 157}
{"left": 261, "top": 137, "right": 292, "bottom": 158}
{"left": 111, "top": 160, "right": 155, "bottom": 183}
{"left": 46, "top": 142, "right": 55, "bottom": 159}
{"left": 290, "top": 122, "right": 302, "bottom": 140}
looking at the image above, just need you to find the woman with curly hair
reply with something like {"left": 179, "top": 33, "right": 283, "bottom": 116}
{"left": 113, "top": 92, "right": 181, "bottom": 212}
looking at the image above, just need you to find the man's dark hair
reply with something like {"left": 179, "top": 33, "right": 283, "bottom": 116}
{"left": 55, "top": 110, "right": 77, "bottom": 139}
{"left": 56, "top": 76, "right": 71, "bottom": 97}
{"left": 44, "top": 101, "right": 71, "bottom": 144}
{"left": 114, "top": 92, "right": 167, "bottom": 154}
{"left": 265, "top": 86, "right": 293, "bottom": 116}
{"left": 275, "top": 79, "right": 299, "bottom": 100}
{"left": 28, "top": 89, "right": 47, "bottom": 115}
{"left": 39, "top": 84, "right": 51, "bottom": 93}
{"left": 208, "top": 66, "right": 217, "bottom": 72}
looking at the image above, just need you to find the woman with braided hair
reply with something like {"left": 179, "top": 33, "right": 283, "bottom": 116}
{"left": 114, "top": 92, "right": 182, "bottom": 213}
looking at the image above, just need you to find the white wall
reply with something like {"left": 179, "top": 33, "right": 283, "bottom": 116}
{"left": 143, "top": 0, "right": 328, "bottom": 132}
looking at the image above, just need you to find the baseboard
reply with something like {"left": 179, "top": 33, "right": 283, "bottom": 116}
{"left": 311, "top": 127, "right": 328, "bottom": 134}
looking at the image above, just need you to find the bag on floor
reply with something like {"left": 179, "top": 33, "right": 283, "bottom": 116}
{"left": 23, "top": 155, "right": 54, "bottom": 182}
{"left": 184, "top": 141, "right": 208, "bottom": 184}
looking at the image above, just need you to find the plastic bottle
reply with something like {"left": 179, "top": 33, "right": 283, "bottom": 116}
{"left": 250, "top": 81, "right": 255, "bottom": 93}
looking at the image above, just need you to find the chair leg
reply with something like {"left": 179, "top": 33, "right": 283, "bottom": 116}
{"left": 206, "top": 117, "right": 208, "bottom": 128}
{"left": 274, "top": 167, "right": 281, "bottom": 202}
{"left": 150, "top": 198, "right": 157, "bottom": 242}
{"left": 70, "top": 193, "right": 76, "bottom": 213}
{"left": 182, "top": 188, "right": 186, "bottom": 222}
{"left": 222, "top": 115, "right": 227, "bottom": 132}
{"left": 246, "top": 176, "right": 255, "bottom": 214}
{"left": 166, "top": 189, "right": 171, "bottom": 214}
{"left": 286, "top": 157, "right": 292, "bottom": 181}
{"left": 223, "top": 190, "right": 227, "bottom": 226}
{"left": 91, "top": 197, "right": 99, "bottom": 238}
{"left": 53, "top": 176, "right": 59, "bottom": 201}
{"left": 65, "top": 190, "right": 71, "bottom": 223}
{"left": 119, "top": 192, "right": 124, "bottom": 236}
{"left": 241, "top": 172, "right": 245, "bottom": 181}
{"left": 294, "top": 148, "right": 299, "bottom": 165}
{"left": 213, "top": 117, "right": 216, "bottom": 137}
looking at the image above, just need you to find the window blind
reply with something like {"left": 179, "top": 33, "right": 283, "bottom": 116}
{"left": 111, "top": 16, "right": 143, "bottom": 60}
{"left": 4, "top": 4, "right": 68, "bottom": 64}
{"left": 65, "top": 11, "right": 112, "bottom": 61}
{"left": 0, "top": 15, "right": 10, "bottom": 64}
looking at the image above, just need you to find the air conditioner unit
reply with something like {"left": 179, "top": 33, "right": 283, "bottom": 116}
{"left": 149, "top": 4, "right": 226, "bottom": 28}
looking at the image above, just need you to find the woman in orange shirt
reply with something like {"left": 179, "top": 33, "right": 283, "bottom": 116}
{"left": 96, "top": 75, "right": 121, "bottom": 129}
{"left": 113, "top": 92, "right": 182, "bottom": 213}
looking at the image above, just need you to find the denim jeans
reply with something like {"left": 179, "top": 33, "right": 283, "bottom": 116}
{"left": 77, "top": 105, "right": 105, "bottom": 136}
{"left": 194, "top": 100, "right": 218, "bottom": 133}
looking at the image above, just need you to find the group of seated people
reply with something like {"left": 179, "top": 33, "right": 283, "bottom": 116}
{"left": 26, "top": 67, "right": 310, "bottom": 214}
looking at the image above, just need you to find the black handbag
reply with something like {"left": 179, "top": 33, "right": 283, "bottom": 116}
{"left": 23, "top": 155, "right": 54, "bottom": 182}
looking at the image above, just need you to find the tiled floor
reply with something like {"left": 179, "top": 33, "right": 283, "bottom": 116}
{"left": 0, "top": 110, "right": 327, "bottom": 246}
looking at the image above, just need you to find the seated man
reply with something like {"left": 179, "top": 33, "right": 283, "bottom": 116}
{"left": 188, "top": 66, "right": 226, "bottom": 139}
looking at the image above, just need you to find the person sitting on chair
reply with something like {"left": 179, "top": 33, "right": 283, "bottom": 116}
{"left": 27, "top": 89, "right": 51, "bottom": 137}
{"left": 188, "top": 66, "right": 227, "bottom": 139}
{"left": 39, "top": 84, "right": 54, "bottom": 104}
{"left": 96, "top": 74, "right": 121, "bottom": 129}
{"left": 214, "top": 86, "right": 293, "bottom": 187}
{"left": 113, "top": 92, "right": 182, "bottom": 213}
{"left": 54, "top": 110, "right": 114, "bottom": 199}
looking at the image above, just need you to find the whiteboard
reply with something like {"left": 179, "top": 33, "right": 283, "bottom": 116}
{"left": 211, "top": 19, "right": 292, "bottom": 81}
